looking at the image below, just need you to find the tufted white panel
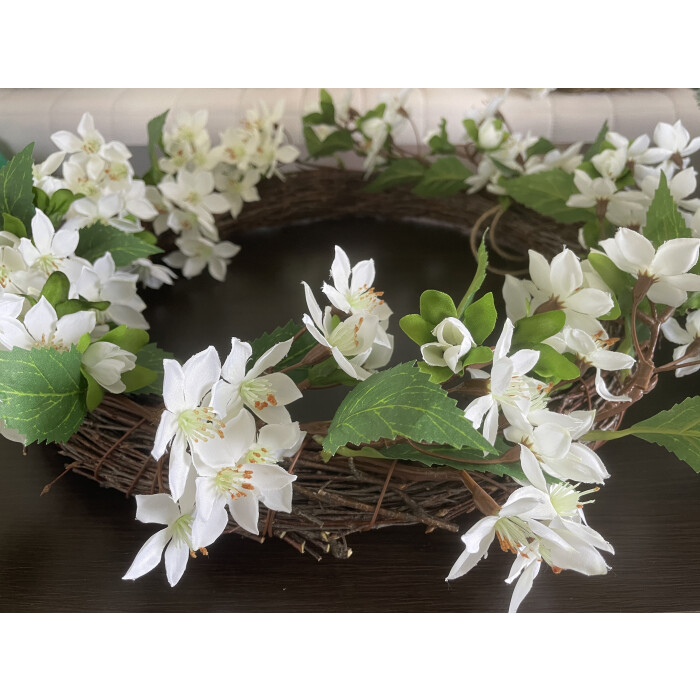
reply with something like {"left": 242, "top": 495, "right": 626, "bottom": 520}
{"left": 0, "top": 88, "right": 698, "bottom": 160}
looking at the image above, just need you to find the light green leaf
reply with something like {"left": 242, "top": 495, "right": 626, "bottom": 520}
{"left": 82, "top": 371, "right": 105, "bottom": 412}
{"left": 2, "top": 212, "right": 26, "bottom": 237}
{"left": 427, "top": 118, "right": 456, "bottom": 155}
{"left": 45, "top": 189, "right": 81, "bottom": 228}
{"left": 586, "top": 397, "right": 700, "bottom": 473}
{"left": 364, "top": 158, "right": 426, "bottom": 193}
{"left": 456, "top": 233, "right": 489, "bottom": 315}
{"left": 642, "top": 172, "right": 693, "bottom": 248}
{"left": 323, "top": 362, "right": 496, "bottom": 456}
{"left": 419, "top": 290, "right": 457, "bottom": 326}
{"left": 75, "top": 222, "right": 163, "bottom": 267}
{"left": 531, "top": 344, "right": 580, "bottom": 381}
{"left": 143, "top": 110, "right": 169, "bottom": 186}
{"left": 308, "top": 357, "right": 359, "bottom": 388}
{"left": 417, "top": 361, "right": 454, "bottom": 384}
{"left": 0, "top": 143, "right": 36, "bottom": 231}
{"left": 0, "top": 345, "right": 86, "bottom": 444}
{"left": 411, "top": 156, "right": 471, "bottom": 198}
{"left": 399, "top": 314, "right": 435, "bottom": 346}
{"left": 502, "top": 169, "right": 595, "bottom": 225}
{"left": 526, "top": 137, "right": 555, "bottom": 159}
{"left": 99, "top": 325, "right": 150, "bottom": 354}
{"left": 461, "top": 292, "right": 497, "bottom": 345}
{"left": 122, "top": 365, "right": 158, "bottom": 393}
{"left": 462, "top": 345, "right": 493, "bottom": 366}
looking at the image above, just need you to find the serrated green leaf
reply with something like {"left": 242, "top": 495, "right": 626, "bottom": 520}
{"left": 512, "top": 310, "right": 566, "bottom": 346}
{"left": 75, "top": 222, "right": 163, "bottom": 267}
{"left": 502, "top": 170, "right": 595, "bottom": 225}
{"left": 0, "top": 143, "right": 35, "bottom": 231}
{"left": 417, "top": 361, "right": 454, "bottom": 384}
{"left": 364, "top": 158, "right": 426, "bottom": 193}
{"left": 2, "top": 212, "right": 26, "bottom": 237}
{"left": 40, "top": 271, "right": 70, "bottom": 307}
{"left": 399, "top": 313, "right": 435, "bottom": 345}
{"left": 411, "top": 156, "right": 471, "bottom": 198}
{"left": 128, "top": 343, "right": 174, "bottom": 396}
{"left": 99, "top": 325, "right": 150, "bottom": 354}
{"left": 587, "top": 397, "right": 700, "bottom": 474}
{"left": 323, "top": 362, "right": 496, "bottom": 455}
{"left": 457, "top": 234, "right": 489, "bottom": 316}
{"left": 531, "top": 343, "right": 580, "bottom": 381}
{"left": 420, "top": 290, "right": 457, "bottom": 326}
{"left": 583, "top": 122, "right": 610, "bottom": 161}
{"left": 642, "top": 172, "right": 693, "bottom": 248}
{"left": 461, "top": 292, "right": 497, "bottom": 345}
{"left": 143, "top": 110, "right": 169, "bottom": 186}
{"left": 0, "top": 345, "right": 86, "bottom": 444}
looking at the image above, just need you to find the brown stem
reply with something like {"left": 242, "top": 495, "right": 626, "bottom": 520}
{"left": 459, "top": 471, "right": 501, "bottom": 516}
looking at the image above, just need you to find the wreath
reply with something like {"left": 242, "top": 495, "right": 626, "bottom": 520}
{"left": 1, "top": 89, "right": 699, "bottom": 613}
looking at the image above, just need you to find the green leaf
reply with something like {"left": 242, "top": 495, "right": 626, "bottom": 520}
{"left": 531, "top": 343, "right": 580, "bottom": 381}
{"left": 417, "top": 361, "right": 454, "bottom": 384}
{"left": 99, "top": 325, "right": 150, "bottom": 354}
{"left": 502, "top": 170, "right": 595, "bottom": 225}
{"left": 323, "top": 362, "right": 496, "bottom": 456}
{"left": 83, "top": 372, "right": 105, "bottom": 412}
{"left": 364, "top": 158, "right": 426, "bottom": 193}
{"left": 2, "top": 212, "right": 26, "bottom": 237}
{"left": 133, "top": 230, "right": 158, "bottom": 246}
{"left": 583, "top": 121, "right": 610, "bottom": 161}
{"left": 419, "top": 290, "right": 457, "bottom": 326}
{"left": 40, "top": 271, "right": 71, "bottom": 307}
{"left": 0, "top": 345, "right": 86, "bottom": 445}
{"left": 512, "top": 310, "right": 566, "bottom": 346}
{"left": 593, "top": 397, "right": 700, "bottom": 473}
{"left": 411, "top": 156, "right": 471, "bottom": 198}
{"left": 75, "top": 222, "right": 163, "bottom": 267}
{"left": 456, "top": 234, "right": 489, "bottom": 315}
{"left": 307, "top": 357, "right": 360, "bottom": 388}
{"left": 587, "top": 251, "right": 635, "bottom": 315}
{"left": 461, "top": 292, "right": 497, "bottom": 345}
{"left": 642, "top": 172, "right": 693, "bottom": 248}
{"left": 55, "top": 298, "right": 110, "bottom": 318}
{"left": 33, "top": 186, "right": 50, "bottom": 212}
{"left": 45, "top": 189, "right": 81, "bottom": 228}
{"left": 303, "top": 126, "right": 355, "bottom": 158}
{"left": 427, "top": 118, "right": 456, "bottom": 155}
{"left": 526, "top": 137, "right": 555, "bottom": 159}
{"left": 399, "top": 313, "right": 435, "bottom": 345}
{"left": 678, "top": 292, "right": 700, "bottom": 315}
{"left": 319, "top": 89, "right": 335, "bottom": 123}
{"left": 128, "top": 343, "right": 174, "bottom": 396}
{"left": 122, "top": 365, "right": 159, "bottom": 393}
{"left": 0, "top": 143, "right": 36, "bottom": 231}
{"left": 143, "top": 110, "right": 169, "bottom": 186}
{"left": 462, "top": 345, "right": 493, "bottom": 366}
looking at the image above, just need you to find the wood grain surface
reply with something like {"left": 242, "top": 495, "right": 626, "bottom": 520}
{"left": 2, "top": 219, "right": 699, "bottom": 612}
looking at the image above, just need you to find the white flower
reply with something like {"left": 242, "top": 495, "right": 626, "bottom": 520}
{"left": 211, "top": 337, "right": 302, "bottom": 423}
{"left": 33, "top": 151, "right": 66, "bottom": 194}
{"left": 562, "top": 327, "right": 635, "bottom": 402}
{"left": 567, "top": 170, "right": 648, "bottom": 227}
{"left": 151, "top": 346, "right": 222, "bottom": 501}
{"left": 213, "top": 167, "right": 261, "bottom": 218}
{"left": 464, "top": 319, "right": 540, "bottom": 445}
{"left": 122, "top": 477, "right": 221, "bottom": 587}
{"left": 301, "top": 281, "right": 379, "bottom": 380}
{"left": 640, "top": 167, "right": 700, "bottom": 215}
{"left": 191, "top": 410, "right": 297, "bottom": 541}
{"left": 652, "top": 120, "right": 700, "bottom": 170}
{"left": 591, "top": 147, "right": 628, "bottom": 180}
{"left": 162, "top": 234, "right": 240, "bottom": 282}
{"left": 599, "top": 227, "right": 700, "bottom": 307}
{"left": 0, "top": 242, "right": 30, "bottom": 295}
{"left": 51, "top": 113, "right": 106, "bottom": 158}
{"left": 129, "top": 258, "right": 178, "bottom": 290}
{"left": 158, "top": 170, "right": 229, "bottom": 227}
{"left": 420, "top": 317, "right": 475, "bottom": 373}
{"left": 160, "top": 110, "right": 215, "bottom": 173}
{"left": 524, "top": 142, "right": 583, "bottom": 174}
{"left": 81, "top": 341, "right": 136, "bottom": 393}
{"left": 17, "top": 209, "right": 79, "bottom": 276}
{"left": 661, "top": 309, "right": 700, "bottom": 377}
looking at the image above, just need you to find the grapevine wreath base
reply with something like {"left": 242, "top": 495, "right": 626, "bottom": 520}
{"left": 56, "top": 176, "right": 616, "bottom": 560}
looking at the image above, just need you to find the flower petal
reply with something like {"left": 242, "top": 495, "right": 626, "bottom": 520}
{"left": 164, "top": 539, "right": 190, "bottom": 586}
{"left": 122, "top": 527, "right": 171, "bottom": 580}
{"left": 135, "top": 493, "right": 179, "bottom": 525}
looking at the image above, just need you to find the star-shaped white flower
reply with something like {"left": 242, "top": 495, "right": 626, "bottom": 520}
{"left": 599, "top": 227, "right": 700, "bottom": 307}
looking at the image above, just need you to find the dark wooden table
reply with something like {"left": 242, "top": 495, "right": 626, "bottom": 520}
{"left": 2, "top": 219, "right": 699, "bottom": 612}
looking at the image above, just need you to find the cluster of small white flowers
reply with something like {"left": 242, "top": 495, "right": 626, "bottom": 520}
{"left": 567, "top": 120, "right": 700, "bottom": 234}
{"left": 0, "top": 209, "right": 149, "bottom": 443}
{"left": 301, "top": 245, "right": 394, "bottom": 380}
{"left": 153, "top": 105, "right": 299, "bottom": 281}
{"left": 124, "top": 340, "right": 304, "bottom": 586}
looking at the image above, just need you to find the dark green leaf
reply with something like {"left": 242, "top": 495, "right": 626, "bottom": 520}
{"left": 75, "top": 222, "right": 163, "bottom": 267}
{"left": 457, "top": 234, "right": 489, "bottom": 316}
{"left": 323, "top": 362, "right": 496, "bottom": 455}
{"left": 583, "top": 121, "right": 610, "bottom": 161}
{"left": 143, "top": 110, "right": 169, "bottom": 186}
{"left": 461, "top": 292, "right": 497, "bottom": 345}
{"left": 502, "top": 170, "right": 596, "bottom": 225}
{"left": 83, "top": 372, "right": 105, "bottom": 412}
{"left": 45, "top": 189, "right": 81, "bottom": 227}
{"left": 307, "top": 357, "right": 360, "bottom": 388}
{"left": 0, "top": 143, "right": 35, "bottom": 231}
{"left": 0, "top": 345, "right": 86, "bottom": 444}
{"left": 428, "top": 118, "right": 456, "bottom": 155}
{"left": 40, "top": 271, "right": 70, "bottom": 307}
{"left": 55, "top": 298, "right": 110, "bottom": 318}
{"left": 2, "top": 212, "right": 26, "bottom": 237}
{"left": 128, "top": 343, "right": 174, "bottom": 396}
{"left": 587, "top": 251, "right": 634, "bottom": 315}
{"left": 411, "top": 157, "right": 471, "bottom": 198}
{"left": 642, "top": 172, "right": 693, "bottom": 248}
{"left": 419, "top": 290, "right": 457, "bottom": 326}
{"left": 526, "top": 137, "right": 555, "bottom": 159}
{"left": 364, "top": 158, "right": 426, "bottom": 193}
{"left": 512, "top": 310, "right": 566, "bottom": 346}
{"left": 306, "top": 128, "right": 355, "bottom": 158}
{"left": 122, "top": 365, "right": 159, "bottom": 393}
